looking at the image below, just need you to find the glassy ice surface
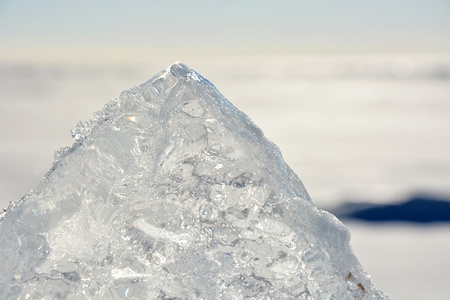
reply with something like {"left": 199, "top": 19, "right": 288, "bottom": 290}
{"left": 0, "top": 63, "right": 387, "bottom": 299}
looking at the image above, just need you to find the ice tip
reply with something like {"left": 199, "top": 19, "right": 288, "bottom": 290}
{"left": 169, "top": 62, "right": 203, "bottom": 82}
{"left": 170, "top": 61, "right": 185, "bottom": 67}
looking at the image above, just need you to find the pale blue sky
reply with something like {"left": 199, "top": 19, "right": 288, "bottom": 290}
{"left": 1, "top": 0, "right": 449, "bottom": 52}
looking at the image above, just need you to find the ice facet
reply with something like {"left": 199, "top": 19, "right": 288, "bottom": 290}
{"left": 0, "top": 63, "right": 388, "bottom": 299}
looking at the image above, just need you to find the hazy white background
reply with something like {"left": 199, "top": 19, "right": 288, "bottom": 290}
{"left": 1, "top": 1, "right": 450, "bottom": 299}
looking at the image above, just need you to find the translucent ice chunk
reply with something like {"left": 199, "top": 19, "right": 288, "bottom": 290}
{"left": 0, "top": 63, "right": 388, "bottom": 299}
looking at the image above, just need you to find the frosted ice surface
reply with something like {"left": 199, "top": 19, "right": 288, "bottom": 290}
{"left": 0, "top": 63, "right": 388, "bottom": 299}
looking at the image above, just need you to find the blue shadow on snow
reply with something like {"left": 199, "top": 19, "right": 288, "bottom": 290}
{"left": 332, "top": 195, "right": 450, "bottom": 223}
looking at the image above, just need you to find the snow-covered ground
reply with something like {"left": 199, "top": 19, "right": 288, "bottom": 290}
{"left": 348, "top": 222, "right": 450, "bottom": 300}
{"left": 1, "top": 53, "right": 449, "bottom": 299}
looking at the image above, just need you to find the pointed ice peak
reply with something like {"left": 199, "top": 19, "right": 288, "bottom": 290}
{"left": 0, "top": 64, "right": 388, "bottom": 299}
{"left": 65, "top": 63, "right": 206, "bottom": 148}
{"left": 169, "top": 62, "right": 204, "bottom": 82}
